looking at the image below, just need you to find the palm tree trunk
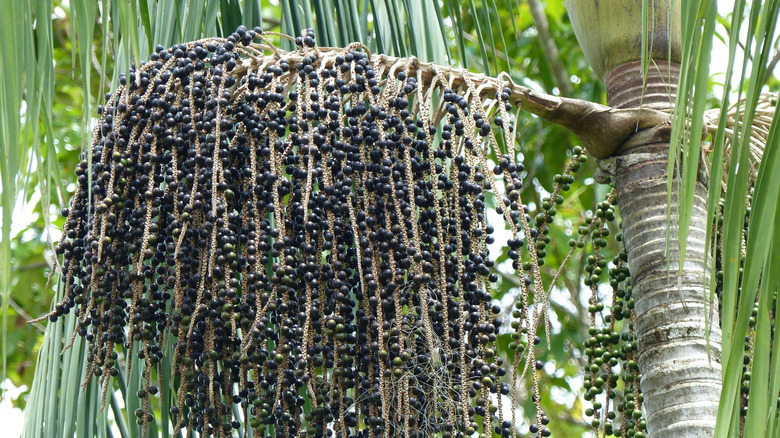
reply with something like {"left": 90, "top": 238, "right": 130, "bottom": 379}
{"left": 608, "top": 63, "right": 722, "bottom": 438}
{"left": 566, "top": 1, "right": 723, "bottom": 436}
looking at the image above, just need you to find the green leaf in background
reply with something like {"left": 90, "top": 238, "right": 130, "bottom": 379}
{"left": 5, "top": 1, "right": 779, "bottom": 438}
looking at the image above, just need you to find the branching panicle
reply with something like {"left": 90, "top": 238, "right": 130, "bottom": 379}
{"left": 40, "top": 27, "right": 637, "bottom": 438}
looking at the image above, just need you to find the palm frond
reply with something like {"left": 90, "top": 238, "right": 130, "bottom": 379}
{"left": 687, "top": 1, "right": 780, "bottom": 436}
{"left": 667, "top": 0, "right": 717, "bottom": 275}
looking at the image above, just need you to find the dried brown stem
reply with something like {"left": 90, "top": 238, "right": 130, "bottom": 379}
{"left": 234, "top": 43, "right": 672, "bottom": 158}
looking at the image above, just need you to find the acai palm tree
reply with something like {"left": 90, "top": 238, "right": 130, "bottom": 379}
{"left": 2, "top": 1, "right": 779, "bottom": 438}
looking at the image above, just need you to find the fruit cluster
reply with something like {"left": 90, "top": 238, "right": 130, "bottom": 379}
{"left": 46, "top": 26, "right": 591, "bottom": 438}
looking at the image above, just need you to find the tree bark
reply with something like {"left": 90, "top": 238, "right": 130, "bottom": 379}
{"left": 565, "top": 0, "right": 723, "bottom": 435}
{"left": 613, "top": 121, "right": 722, "bottom": 437}
{"left": 606, "top": 62, "right": 722, "bottom": 437}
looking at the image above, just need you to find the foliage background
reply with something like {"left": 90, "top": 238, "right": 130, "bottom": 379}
{"left": 1, "top": 0, "right": 776, "bottom": 437}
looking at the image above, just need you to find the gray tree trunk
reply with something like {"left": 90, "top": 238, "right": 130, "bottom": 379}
{"left": 565, "top": 0, "right": 723, "bottom": 434}
{"left": 606, "top": 62, "right": 722, "bottom": 437}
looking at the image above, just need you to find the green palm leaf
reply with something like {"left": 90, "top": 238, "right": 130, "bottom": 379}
{"left": 10, "top": 1, "right": 779, "bottom": 437}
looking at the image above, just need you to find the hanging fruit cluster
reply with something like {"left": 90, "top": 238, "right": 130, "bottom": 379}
{"left": 574, "top": 196, "right": 646, "bottom": 438}
{"left": 41, "top": 26, "right": 622, "bottom": 437}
